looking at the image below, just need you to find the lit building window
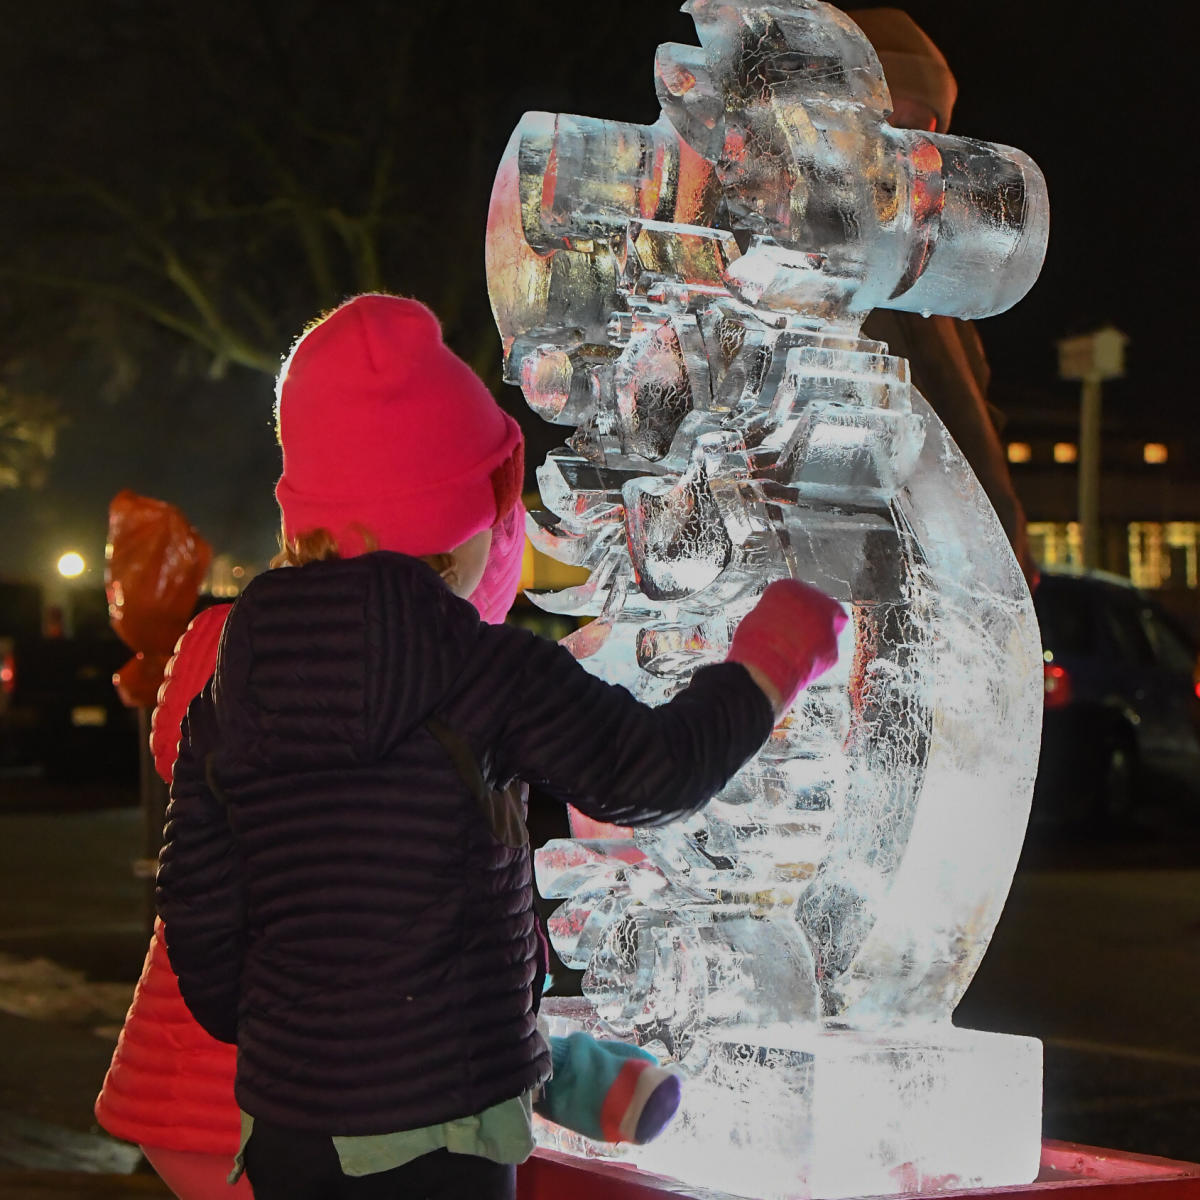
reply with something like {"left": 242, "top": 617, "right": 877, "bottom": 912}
{"left": 1166, "top": 522, "right": 1200, "bottom": 589}
{"left": 1027, "top": 522, "right": 1083, "bottom": 569}
{"left": 1129, "top": 522, "right": 1164, "bottom": 588}
{"left": 1144, "top": 442, "right": 1168, "bottom": 465}
{"left": 1006, "top": 442, "right": 1031, "bottom": 464}
{"left": 1053, "top": 442, "right": 1078, "bottom": 464}
{"left": 1130, "top": 521, "right": 1200, "bottom": 589}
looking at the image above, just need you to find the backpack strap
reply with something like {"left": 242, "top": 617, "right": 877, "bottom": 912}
{"left": 204, "top": 752, "right": 237, "bottom": 835}
{"left": 424, "top": 715, "right": 545, "bottom": 1009}
{"left": 423, "top": 715, "right": 529, "bottom": 849}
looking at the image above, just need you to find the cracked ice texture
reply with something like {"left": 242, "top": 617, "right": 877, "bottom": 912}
{"left": 486, "top": 2, "right": 1047, "bottom": 1194}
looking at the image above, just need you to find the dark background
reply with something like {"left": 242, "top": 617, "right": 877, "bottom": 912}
{"left": 0, "top": 1, "right": 1194, "bottom": 584}
{"left": 1, "top": 6, "right": 1199, "bottom": 1181}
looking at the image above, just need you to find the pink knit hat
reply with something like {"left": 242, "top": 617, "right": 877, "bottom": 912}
{"left": 275, "top": 294, "right": 524, "bottom": 558}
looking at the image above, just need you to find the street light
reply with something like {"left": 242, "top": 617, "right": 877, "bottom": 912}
{"left": 56, "top": 551, "right": 85, "bottom": 578}
{"left": 1056, "top": 325, "right": 1128, "bottom": 570}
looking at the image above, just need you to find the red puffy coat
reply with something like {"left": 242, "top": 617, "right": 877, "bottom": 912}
{"left": 94, "top": 605, "right": 239, "bottom": 1154}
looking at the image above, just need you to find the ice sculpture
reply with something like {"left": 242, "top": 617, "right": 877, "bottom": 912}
{"left": 485, "top": 3, "right": 1048, "bottom": 1196}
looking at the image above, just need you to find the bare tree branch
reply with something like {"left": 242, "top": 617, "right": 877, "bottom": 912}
{"left": 0, "top": 268, "right": 278, "bottom": 374}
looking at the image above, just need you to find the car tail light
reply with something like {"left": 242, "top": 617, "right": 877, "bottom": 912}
{"left": 1043, "top": 662, "right": 1072, "bottom": 709}
{"left": 1, "top": 651, "right": 14, "bottom": 696}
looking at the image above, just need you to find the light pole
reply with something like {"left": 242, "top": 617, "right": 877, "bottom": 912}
{"left": 1056, "top": 325, "right": 1127, "bottom": 570}
{"left": 46, "top": 550, "right": 89, "bottom": 636}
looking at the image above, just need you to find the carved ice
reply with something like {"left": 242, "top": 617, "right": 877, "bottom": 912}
{"left": 486, "top": 3, "right": 1048, "bottom": 1196}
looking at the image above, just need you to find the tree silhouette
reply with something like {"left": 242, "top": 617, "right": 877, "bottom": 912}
{"left": 1, "top": 1, "right": 680, "bottom": 397}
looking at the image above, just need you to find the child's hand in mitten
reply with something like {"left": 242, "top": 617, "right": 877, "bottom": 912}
{"left": 727, "top": 580, "right": 847, "bottom": 717}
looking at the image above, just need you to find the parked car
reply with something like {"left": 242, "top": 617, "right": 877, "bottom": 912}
{"left": 0, "top": 584, "right": 138, "bottom": 781}
{"left": 1032, "top": 567, "right": 1200, "bottom": 824}
{"left": 1, "top": 580, "right": 45, "bottom": 767}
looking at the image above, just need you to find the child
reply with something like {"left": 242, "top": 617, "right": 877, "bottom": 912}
{"left": 95, "top": 602, "right": 248, "bottom": 1200}
{"left": 98, "top": 510, "right": 679, "bottom": 1200}
{"left": 157, "top": 294, "right": 845, "bottom": 1200}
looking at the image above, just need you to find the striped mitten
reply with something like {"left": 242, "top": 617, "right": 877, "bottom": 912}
{"left": 536, "top": 1032, "right": 681, "bottom": 1145}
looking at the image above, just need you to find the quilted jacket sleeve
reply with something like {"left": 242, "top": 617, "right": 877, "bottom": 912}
{"left": 156, "top": 683, "right": 245, "bottom": 1045}
{"left": 491, "top": 626, "right": 774, "bottom": 828}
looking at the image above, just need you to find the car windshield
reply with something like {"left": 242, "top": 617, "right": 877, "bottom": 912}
{"left": 1139, "top": 606, "right": 1197, "bottom": 677}
{"left": 1034, "top": 581, "right": 1097, "bottom": 657}
{"left": 1098, "top": 588, "right": 1157, "bottom": 667}
{"left": 1036, "top": 575, "right": 1198, "bottom": 679}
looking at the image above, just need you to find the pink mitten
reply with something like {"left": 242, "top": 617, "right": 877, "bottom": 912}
{"left": 727, "top": 580, "right": 847, "bottom": 712}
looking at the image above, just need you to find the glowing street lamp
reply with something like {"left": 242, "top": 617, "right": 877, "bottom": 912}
{"left": 56, "top": 551, "right": 86, "bottom": 578}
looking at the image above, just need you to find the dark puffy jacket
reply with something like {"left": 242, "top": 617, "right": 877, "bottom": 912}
{"left": 157, "top": 551, "right": 772, "bottom": 1136}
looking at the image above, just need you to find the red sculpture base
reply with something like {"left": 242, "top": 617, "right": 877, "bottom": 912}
{"left": 517, "top": 1140, "right": 1200, "bottom": 1199}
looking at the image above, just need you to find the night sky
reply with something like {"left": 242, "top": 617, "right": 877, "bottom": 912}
{"left": 0, "top": 1, "right": 1195, "bottom": 588}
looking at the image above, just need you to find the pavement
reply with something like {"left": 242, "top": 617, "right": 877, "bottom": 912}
{"left": 0, "top": 768, "right": 1198, "bottom": 1193}
{"left": 0, "top": 773, "right": 169, "bottom": 1194}
{"left": 0, "top": 1170, "right": 169, "bottom": 1198}
{"left": 957, "top": 856, "right": 1200, "bottom": 1162}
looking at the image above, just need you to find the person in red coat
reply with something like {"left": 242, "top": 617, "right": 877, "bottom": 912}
{"left": 95, "top": 603, "right": 245, "bottom": 1200}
